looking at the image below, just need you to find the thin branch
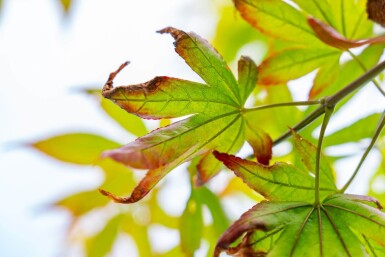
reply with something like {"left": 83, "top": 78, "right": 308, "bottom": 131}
{"left": 274, "top": 106, "right": 325, "bottom": 145}
{"left": 348, "top": 50, "right": 385, "bottom": 97}
{"left": 274, "top": 59, "right": 385, "bottom": 145}
{"left": 242, "top": 100, "right": 321, "bottom": 114}
{"left": 340, "top": 110, "right": 385, "bottom": 193}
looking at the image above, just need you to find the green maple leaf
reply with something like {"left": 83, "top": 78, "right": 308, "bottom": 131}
{"left": 232, "top": 0, "right": 385, "bottom": 98}
{"left": 100, "top": 27, "right": 272, "bottom": 203}
{"left": 213, "top": 132, "right": 385, "bottom": 256}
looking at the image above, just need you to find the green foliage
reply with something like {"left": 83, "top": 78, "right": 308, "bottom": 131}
{"left": 213, "top": 134, "right": 385, "bottom": 256}
{"left": 31, "top": 0, "right": 385, "bottom": 256}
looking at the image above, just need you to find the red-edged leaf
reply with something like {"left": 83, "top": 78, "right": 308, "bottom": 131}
{"left": 100, "top": 28, "right": 272, "bottom": 203}
{"left": 244, "top": 119, "right": 272, "bottom": 165}
{"left": 214, "top": 195, "right": 385, "bottom": 257}
{"left": 237, "top": 55, "right": 258, "bottom": 104}
{"left": 196, "top": 152, "right": 222, "bottom": 186}
{"left": 213, "top": 151, "right": 336, "bottom": 202}
{"left": 158, "top": 27, "right": 242, "bottom": 105}
{"left": 308, "top": 17, "right": 385, "bottom": 50}
{"left": 102, "top": 74, "right": 236, "bottom": 120}
{"left": 32, "top": 133, "right": 120, "bottom": 165}
{"left": 214, "top": 201, "right": 309, "bottom": 257}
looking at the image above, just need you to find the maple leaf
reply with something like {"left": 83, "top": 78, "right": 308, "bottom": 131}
{"left": 213, "top": 132, "right": 385, "bottom": 256}
{"left": 100, "top": 27, "right": 272, "bottom": 203}
{"left": 232, "top": 0, "right": 385, "bottom": 101}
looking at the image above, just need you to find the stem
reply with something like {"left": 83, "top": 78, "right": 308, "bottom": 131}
{"left": 315, "top": 105, "right": 334, "bottom": 205}
{"left": 274, "top": 107, "right": 325, "bottom": 145}
{"left": 242, "top": 100, "right": 321, "bottom": 114}
{"left": 348, "top": 50, "right": 385, "bottom": 97}
{"left": 340, "top": 110, "right": 385, "bottom": 193}
{"left": 274, "top": 59, "right": 385, "bottom": 145}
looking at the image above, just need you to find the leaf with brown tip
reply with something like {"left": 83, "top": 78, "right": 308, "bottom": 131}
{"left": 308, "top": 17, "right": 385, "bottom": 50}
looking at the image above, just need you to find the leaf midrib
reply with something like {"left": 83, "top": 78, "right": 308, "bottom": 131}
{"left": 142, "top": 110, "right": 240, "bottom": 151}
{"left": 113, "top": 97, "right": 239, "bottom": 108}
{"left": 184, "top": 34, "right": 241, "bottom": 104}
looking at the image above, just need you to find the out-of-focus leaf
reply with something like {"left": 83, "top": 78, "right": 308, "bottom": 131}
{"left": 99, "top": 159, "right": 135, "bottom": 196}
{"left": 32, "top": 133, "right": 120, "bottom": 165}
{"left": 100, "top": 28, "right": 272, "bottom": 203}
{"left": 244, "top": 119, "right": 272, "bottom": 165}
{"left": 86, "top": 89, "right": 148, "bottom": 137}
{"left": 55, "top": 159, "right": 134, "bottom": 217}
{"left": 214, "top": 195, "right": 385, "bottom": 257}
{"left": 55, "top": 190, "right": 108, "bottom": 217}
{"left": 59, "top": 0, "right": 71, "bottom": 14}
{"left": 147, "top": 188, "right": 179, "bottom": 229}
{"left": 245, "top": 85, "right": 302, "bottom": 139}
{"left": 328, "top": 0, "right": 373, "bottom": 39}
{"left": 310, "top": 58, "right": 340, "bottom": 99}
{"left": 309, "top": 44, "right": 385, "bottom": 99}
{"left": 308, "top": 17, "right": 385, "bottom": 50}
{"left": 199, "top": 187, "right": 230, "bottom": 237}
{"left": 100, "top": 94, "right": 147, "bottom": 137}
{"left": 180, "top": 190, "right": 203, "bottom": 255}
{"left": 196, "top": 152, "right": 222, "bottom": 186}
{"left": 121, "top": 216, "right": 153, "bottom": 257}
{"left": 155, "top": 246, "right": 184, "bottom": 257}
{"left": 213, "top": 6, "right": 268, "bottom": 62}
{"left": 291, "top": 0, "right": 335, "bottom": 27}
{"left": 220, "top": 176, "right": 264, "bottom": 201}
{"left": 237, "top": 56, "right": 258, "bottom": 106}
{"left": 86, "top": 214, "right": 123, "bottom": 257}
{"left": 324, "top": 113, "right": 382, "bottom": 146}
{"left": 257, "top": 47, "right": 339, "bottom": 85}
{"left": 233, "top": 0, "right": 323, "bottom": 46}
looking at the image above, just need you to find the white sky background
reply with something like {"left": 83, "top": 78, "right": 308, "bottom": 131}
{"left": 1, "top": 1, "right": 385, "bottom": 257}
{"left": 0, "top": 1, "right": 221, "bottom": 256}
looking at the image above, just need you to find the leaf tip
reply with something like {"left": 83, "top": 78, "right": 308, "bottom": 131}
{"left": 157, "top": 26, "right": 183, "bottom": 40}
{"left": 102, "top": 61, "right": 130, "bottom": 98}
{"left": 98, "top": 188, "right": 134, "bottom": 204}
{"left": 213, "top": 151, "right": 243, "bottom": 171}
{"left": 212, "top": 150, "right": 228, "bottom": 163}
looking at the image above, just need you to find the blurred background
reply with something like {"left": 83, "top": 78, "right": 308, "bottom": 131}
{"left": 1, "top": 0, "right": 385, "bottom": 257}
{"left": 0, "top": 1, "right": 225, "bottom": 256}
